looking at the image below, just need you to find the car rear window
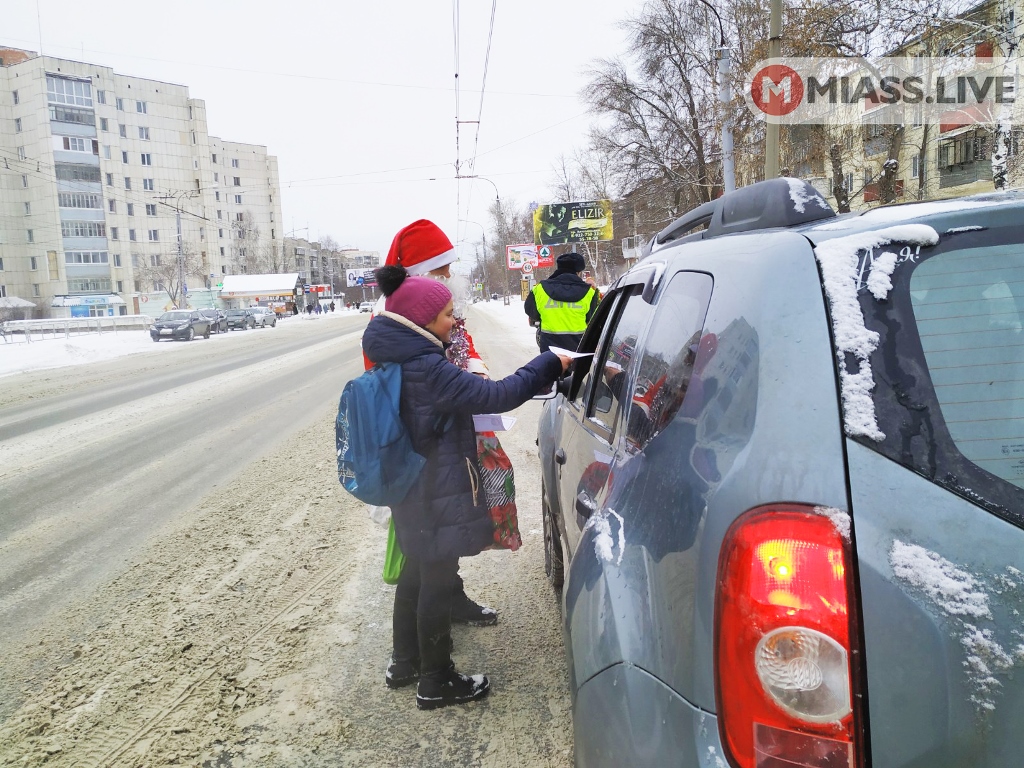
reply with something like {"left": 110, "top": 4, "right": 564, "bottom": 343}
{"left": 862, "top": 223, "right": 1024, "bottom": 526}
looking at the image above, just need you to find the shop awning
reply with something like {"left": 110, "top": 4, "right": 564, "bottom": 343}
{"left": 0, "top": 296, "right": 36, "bottom": 309}
{"left": 51, "top": 294, "right": 126, "bottom": 307}
{"left": 219, "top": 273, "right": 301, "bottom": 298}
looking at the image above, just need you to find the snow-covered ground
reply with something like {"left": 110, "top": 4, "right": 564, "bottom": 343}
{"left": 0, "top": 300, "right": 535, "bottom": 380}
{"left": 0, "top": 309, "right": 357, "bottom": 379}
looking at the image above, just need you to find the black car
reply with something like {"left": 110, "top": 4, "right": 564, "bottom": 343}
{"left": 224, "top": 309, "right": 256, "bottom": 330}
{"left": 198, "top": 308, "right": 228, "bottom": 333}
{"left": 149, "top": 310, "right": 211, "bottom": 342}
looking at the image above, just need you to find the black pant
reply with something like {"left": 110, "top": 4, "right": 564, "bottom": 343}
{"left": 396, "top": 555, "right": 459, "bottom": 624}
{"left": 537, "top": 330, "right": 584, "bottom": 353}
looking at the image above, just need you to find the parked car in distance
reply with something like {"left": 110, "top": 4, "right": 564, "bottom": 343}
{"left": 197, "top": 308, "right": 228, "bottom": 334}
{"left": 537, "top": 178, "right": 1024, "bottom": 768}
{"left": 149, "top": 310, "right": 210, "bottom": 342}
{"left": 359, "top": 302, "right": 372, "bottom": 313}
{"left": 224, "top": 308, "right": 255, "bottom": 330}
{"left": 248, "top": 307, "right": 277, "bottom": 327}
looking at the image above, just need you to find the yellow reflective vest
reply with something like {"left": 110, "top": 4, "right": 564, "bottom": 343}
{"left": 532, "top": 283, "right": 597, "bottom": 334}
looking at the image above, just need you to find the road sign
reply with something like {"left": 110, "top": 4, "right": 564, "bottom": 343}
{"left": 522, "top": 261, "right": 534, "bottom": 275}
{"left": 537, "top": 245, "right": 554, "bottom": 268}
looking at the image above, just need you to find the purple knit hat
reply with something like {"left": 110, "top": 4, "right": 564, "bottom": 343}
{"left": 385, "top": 276, "right": 453, "bottom": 327}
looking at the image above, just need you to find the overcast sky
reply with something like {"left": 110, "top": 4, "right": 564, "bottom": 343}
{"left": 5, "top": 0, "right": 640, "bottom": 264}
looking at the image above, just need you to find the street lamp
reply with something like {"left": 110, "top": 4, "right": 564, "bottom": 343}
{"left": 455, "top": 175, "right": 500, "bottom": 203}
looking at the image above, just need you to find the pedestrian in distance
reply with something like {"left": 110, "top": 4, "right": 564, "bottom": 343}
{"left": 329, "top": 301, "right": 336, "bottom": 313}
{"left": 362, "top": 265, "right": 571, "bottom": 709}
{"left": 524, "top": 252, "right": 600, "bottom": 352}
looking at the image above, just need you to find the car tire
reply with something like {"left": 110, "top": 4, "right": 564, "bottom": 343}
{"left": 185, "top": 327, "right": 195, "bottom": 342}
{"left": 542, "top": 495, "right": 565, "bottom": 590}
{"left": 152, "top": 336, "right": 159, "bottom": 342}
{"left": 204, "top": 326, "right": 211, "bottom": 339}
{"left": 270, "top": 319, "right": 276, "bottom": 327}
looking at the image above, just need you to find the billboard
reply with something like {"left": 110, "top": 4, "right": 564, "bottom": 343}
{"left": 346, "top": 268, "right": 377, "bottom": 288}
{"left": 506, "top": 244, "right": 556, "bottom": 270}
{"left": 533, "top": 200, "right": 614, "bottom": 245}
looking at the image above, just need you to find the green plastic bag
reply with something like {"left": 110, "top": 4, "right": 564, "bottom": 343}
{"left": 383, "top": 517, "right": 406, "bottom": 585}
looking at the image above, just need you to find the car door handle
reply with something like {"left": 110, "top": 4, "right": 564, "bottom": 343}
{"left": 555, "top": 448, "right": 566, "bottom": 465}
{"left": 575, "top": 490, "right": 597, "bottom": 519}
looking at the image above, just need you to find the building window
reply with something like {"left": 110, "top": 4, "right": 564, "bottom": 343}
{"left": 14, "top": 117, "right": 21, "bottom": 132}
{"left": 215, "top": 191, "right": 220, "bottom": 201}
{"left": 143, "top": 178, "right": 154, "bottom": 191}
{"left": 12, "top": 90, "right": 18, "bottom": 105}
{"left": 24, "top": 202, "right": 31, "bottom": 215}
{"left": 63, "top": 136, "right": 87, "bottom": 152}
{"left": 103, "top": 145, "right": 111, "bottom": 159}
{"left": 47, "top": 76, "right": 92, "bottom": 107}
{"left": 132, "top": 255, "right": 140, "bottom": 268}
{"left": 31, "top": 256, "right": 38, "bottom": 270}
{"left": 136, "top": 101, "right": 147, "bottom": 113}
{"left": 211, "top": 153, "right": 218, "bottom": 163}
{"left": 17, "top": 146, "right": 26, "bottom": 160}
{"left": 214, "top": 173, "right": 219, "bottom": 183}
{"left": 22, "top": 175, "right": 28, "bottom": 188}
{"left": 219, "top": 228, "right": 224, "bottom": 238}
{"left": 96, "top": 89, "right": 106, "bottom": 104}
{"left": 116, "top": 97, "right": 123, "bottom": 111}
{"left": 216, "top": 210, "right": 222, "bottom": 219}
{"left": 109, "top": 199, "right": 117, "bottom": 213}
{"left": 231, "top": 158, "right": 239, "bottom": 168}
{"left": 189, "top": 105, "right": 193, "bottom": 119}
{"left": 234, "top": 195, "right": 242, "bottom": 204}
{"left": 911, "top": 155, "right": 920, "bottom": 178}
{"left": 114, "top": 254, "right": 121, "bottom": 267}
{"left": 33, "top": 284, "right": 41, "bottom": 297}
{"left": 27, "top": 230, "right": 34, "bottom": 243}
{"left": 233, "top": 176, "right": 241, "bottom": 186}
{"left": 150, "top": 254, "right": 161, "bottom": 266}
{"left": 125, "top": 177, "right": 132, "bottom": 190}
{"left": 122, "top": 151, "right": 129, "bottom": 163}
{"left": 61, "top": 221, "right": 107, "bottom": 237}
{"left": 129, "top": 229, "right": 136, "bottom": 241}
{"left": 59, "top": 192, "right": 102, "bottom": 208}
{"left": 111, "top": 227, "right": 119, "bottom": 240}
{"left": 127, "top": 203, "right": 135, "bottom": 216}
{"left": 141, "top": 153, "right": 152, "bottom": 166}
{"left": 146, "top": 204, "right": 157, "bottom": 216}
{"left": 138, "top": 126, "right": 150, "bottom": 140}
{"left": 236, "top": 212, "right": 244, "bottom": 222}
{"left": 116, "top": 280, "right": 123, "bottom": 292}
{"left": 192, "top": 131, "right": 197, "bottom": 144}
{"left": 119, "top": 124, "right": 127, "bottom": 138}
{"left": 220, "top": 247, "right": 225, "bottom": 256}
{"left": 100, "top": 117, "right": 109, "bottom": 131}
{"left": 63, "top": 251, "right": 109, "bottom": 265}
{"left": 148, "top": 229, "right": 159, "bottom": 241}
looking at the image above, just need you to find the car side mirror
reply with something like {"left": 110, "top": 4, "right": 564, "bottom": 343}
{"left": 533, "top": 375, "right": 571, "bottom": 401}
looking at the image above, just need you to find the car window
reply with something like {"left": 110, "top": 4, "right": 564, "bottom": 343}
{"left": 624, "top": 272, "right": 713, "bottom": 447}
{"left": 862, "top": 224, "right": 1024, "bottom": 526}
{"left": 587, "top": 288, "right": 653, "bottom": 432}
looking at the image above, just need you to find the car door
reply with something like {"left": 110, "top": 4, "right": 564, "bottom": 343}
{"left": 557, "top": 283, "right": 656, "bottom": 555}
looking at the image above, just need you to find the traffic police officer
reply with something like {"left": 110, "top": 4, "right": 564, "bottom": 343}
{"left": 525, "top": 252, "right": 600, "bottom": 352}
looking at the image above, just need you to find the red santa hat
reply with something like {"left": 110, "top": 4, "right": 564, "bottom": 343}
{"left": 385, "top": 220, "right": 457, "bottom": 276}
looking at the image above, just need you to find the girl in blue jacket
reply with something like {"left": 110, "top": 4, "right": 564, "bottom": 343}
{"left": 363, "top": 265, "right": 570, "bottom": 710}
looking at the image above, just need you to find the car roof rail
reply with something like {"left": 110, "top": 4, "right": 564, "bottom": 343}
{"left": 649, "top": 178, "right": 837, "bottom": 253}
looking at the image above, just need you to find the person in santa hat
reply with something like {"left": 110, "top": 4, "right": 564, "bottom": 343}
{"left": 364, "top": 219, "right": 498, "bottom": 627}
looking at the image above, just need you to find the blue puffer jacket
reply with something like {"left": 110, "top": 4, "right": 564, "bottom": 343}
{"left": 362, "top": 311, "right": 563, "bottom": 562}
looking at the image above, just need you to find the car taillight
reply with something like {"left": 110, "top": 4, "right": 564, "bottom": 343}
{"left": 715, "top": 505, "right": 864, "bottom": 768}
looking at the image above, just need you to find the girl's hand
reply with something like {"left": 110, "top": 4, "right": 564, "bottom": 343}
{"left": 556, "top": 354, "right": 573, "bottom": 372}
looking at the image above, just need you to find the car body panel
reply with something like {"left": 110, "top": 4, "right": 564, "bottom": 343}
{"left": 197, "top": 309, "right": 228, "bottom": 333}
{"left": 249, "top": 307, "right": 277, "bottom": 327}
{"left": 573, "top": 662, "right": 723, "bottom": 768}
{"left": 224, "top": 310, "right": 255, "bottom": 330}
{"left": 849, "top": 442, "right": 1024, "bottom": 768}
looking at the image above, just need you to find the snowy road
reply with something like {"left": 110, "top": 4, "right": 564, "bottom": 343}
{"left": 0, "top": 302, "right": 573, "bottom": 767}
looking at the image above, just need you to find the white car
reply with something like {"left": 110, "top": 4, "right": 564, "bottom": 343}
{"left": 248, "top": 307, "right": 277, "bottom": 328}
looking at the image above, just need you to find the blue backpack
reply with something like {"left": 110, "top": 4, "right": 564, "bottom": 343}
{"left": 336, "top": 362, "right": 426, "bottom": 506}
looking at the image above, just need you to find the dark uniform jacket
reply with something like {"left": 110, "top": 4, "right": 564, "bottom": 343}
{"left": 524, "top": 270, "right": 599, "bottom": 352}
{"left": 361, "top": 311, "right": 563, "bottom": 561}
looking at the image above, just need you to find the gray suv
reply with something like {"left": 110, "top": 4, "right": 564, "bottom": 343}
{"left": 538, "top": 178, "right": 1024, "bottom": 768}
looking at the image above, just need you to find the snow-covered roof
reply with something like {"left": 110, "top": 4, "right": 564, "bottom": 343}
{"left": 219, "top": 273, "right": 300, "bottom": 297}
{"left": 0, "top": 296, "right": 36, "bottom": 309}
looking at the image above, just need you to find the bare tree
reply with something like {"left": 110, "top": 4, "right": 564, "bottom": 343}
{"left": 136, "top": 241, "right": 207, "bottom": 309}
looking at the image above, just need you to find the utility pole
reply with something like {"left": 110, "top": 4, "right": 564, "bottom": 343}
{"left": 719, "top": 48, "right": 736, "bottom": 193}
{"left": 765, "top": 0, "right": 783, "bottom": 180}
{"left": 156, "top": 190, "right": 200, "bottom": 309}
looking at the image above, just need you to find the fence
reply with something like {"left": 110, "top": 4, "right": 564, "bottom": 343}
{"left": 0, "top": 315, "right": 153, "bottom": 343}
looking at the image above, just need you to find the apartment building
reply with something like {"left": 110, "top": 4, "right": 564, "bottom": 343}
{"left": 0, "top": 46, "right": 282, "bottom": 318}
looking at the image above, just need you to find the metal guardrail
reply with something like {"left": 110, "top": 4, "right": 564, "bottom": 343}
{"left": 1, "top": 315, "right": 153, "bottom": 343}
